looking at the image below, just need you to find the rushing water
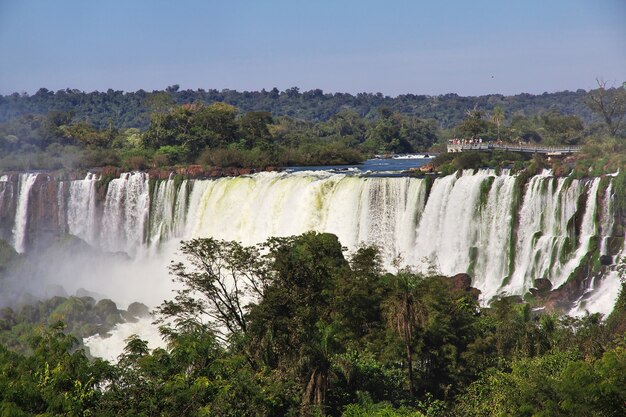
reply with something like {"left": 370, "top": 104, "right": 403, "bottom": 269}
{"left": 2, "top": 167, "right": 622, "bottom": 361}
{"left": 101, "top": 172, "right": 150, "bottom": 255}
{"left": 12, "top": 173, "right": 39, "bottom": 253}
{"left": 0, "top": 168, "right": 621, "bottom": 310}
{"left": 83, "top": 316, "right": 164, "bottom": 362}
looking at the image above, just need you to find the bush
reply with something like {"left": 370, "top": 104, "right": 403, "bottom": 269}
{"left": 155, "top": 145, "right": 189, "bottom": 165}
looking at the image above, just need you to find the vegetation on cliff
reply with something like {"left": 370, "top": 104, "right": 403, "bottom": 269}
{"left": 0, "top": 233, "right": 623, "bottom": 416}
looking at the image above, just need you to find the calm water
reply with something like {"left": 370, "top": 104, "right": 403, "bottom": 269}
{"left": 286, "top": 155, "right": 434, "bottom": 175}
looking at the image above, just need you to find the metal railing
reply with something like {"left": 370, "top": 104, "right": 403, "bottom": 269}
{"left": 446, "top": 143, "right": 581, "bottom": 154}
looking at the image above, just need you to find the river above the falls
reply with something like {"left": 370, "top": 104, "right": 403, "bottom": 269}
{"left": 286, "top": 154, "right": 434, "bottom": 174}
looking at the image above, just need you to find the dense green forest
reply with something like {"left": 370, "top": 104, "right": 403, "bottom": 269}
{"left": 0, "top": 233, "right": 624, "bottom": 416}
{"left": 0, "top": 83, "right": 624, "bottom": 172}
{"left": 0, "top": 86, "right": 597, "bottom": 130}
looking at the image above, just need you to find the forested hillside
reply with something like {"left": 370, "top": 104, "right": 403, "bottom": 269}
{"left": 0, "top": 86, "right": 595, "bottom": 130}
{"left": 0, "top": 83, "right": 624, "bottom": 174}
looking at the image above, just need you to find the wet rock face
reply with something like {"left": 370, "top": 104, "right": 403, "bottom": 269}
{"left": 449, "top": 273, "right": 481, "bottom": 300}
{"left": 449, "top": 273, "right": 472, "bottom": 291}
{"left": 534, "top": 278, "right": 552, "bottom": 292}
{"left": 0, "top": 181, "right": 17, "bottom": 243}
{"left": 127, "top": 302, "right": 150, "bottom": 318}
{"left": 529, "top": 278, "right": 552, "bottom": 298}
{"left": 543, "top": 277, "right": 586, "bottom": 312}
{"left": 600, "top": 255, "right": 613, "bottom": 266}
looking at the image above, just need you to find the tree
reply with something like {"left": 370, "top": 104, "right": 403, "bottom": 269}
{"left": 142, "top": 102, "right": 239, "bottom": 153}
{"left": 584, "top": 79, "right": 626, "bottom": 136}
{"left": 155, "top": 238, "right": 266, "bottom": 343}
{"left": 246, "top": 233, "right": 350, "bottom": 411}
{"left": 456, "top": 108, "right": 491, "bottom": 139}
{"left": 491, "top": 106, "right": 504, "bottom": 141}
{"left": 540, "top": 109, "right": 584, "bottom": 145}
{"left": 455, "top": 346, "right": 626, "bottom": 417}
{"left": 144, "top": 91, "right": 174, "bottom": 114}
{"left": 383, "top": 273, "right": 428, "bottom": 398}
{"left": 239, "top": 111, "right": 273, "bottom": 149}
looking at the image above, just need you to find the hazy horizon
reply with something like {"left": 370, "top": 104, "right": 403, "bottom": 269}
{"left": 0, "top": 83, "right": 606, "bottom": 98}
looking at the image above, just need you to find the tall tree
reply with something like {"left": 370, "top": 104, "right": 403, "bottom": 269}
{"left": 456, "top": 108, "right": 490, "bottom": 139}
{"left": 491, "top": 106, "right": 505, "bottom": 140}
{"left": 584, "top": 79, "right": 626, "bottom": 136}
{"left": 384, "top": 273, "right": 428, "bottom": 398}
{"left": 155, "top": 238, "right": 265, "bottom": 343}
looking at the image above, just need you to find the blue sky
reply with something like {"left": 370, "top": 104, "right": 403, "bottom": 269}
{"left": 0, "top": 0, "right": 624, "bottom": 96}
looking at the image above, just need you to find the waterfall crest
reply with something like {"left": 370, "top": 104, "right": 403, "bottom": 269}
{"left": 0, "top": 170, "right": 621, "bottom": 310}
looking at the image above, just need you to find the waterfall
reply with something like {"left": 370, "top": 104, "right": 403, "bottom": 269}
{"left": 12, "top": 173, "right": 38, "bottom": 253}
{"left": 507, "top": 176, "right": 580, "bottom": 294}
{"left": 149, "top": 175, "right": 178, "bottom": 245}
{"left": 408, "top": 170, "right": 519, "bottom": 300}
{"left": 473, "top": 174, "right": 517, "bottom": 300}
{"left": 183, "top": 172, "right": 426, "bottom": 263}
{"left": 66, "top": 173, "right": 99, "bottom": 246}
{"left": 172, "top": 179, "right": 189, "bottom": 238}
{"left": 570, "top": 232, "right": 625, "bottom": 317}
{"left": 83, "top": 316, "right": 164, "bottom": 363}
{"left": 1, "top": 170, "right": 620, "bottom": 311}
{"left": 599, "top": 182, "right": 614, "bottom": 256}
{"left": 552, "top": 179, "right": 600, "bottom": 288}
{"left": 101, "top": 172, "right": 150, "bottom": 255}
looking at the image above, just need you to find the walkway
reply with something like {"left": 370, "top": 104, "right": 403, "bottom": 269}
{"left": 447, "top": 142, "right": 581, "bottom": 155}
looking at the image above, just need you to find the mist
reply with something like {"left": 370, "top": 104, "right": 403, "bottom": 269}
{"left": 0, "top": 237, "right": 181, "bottom": 310}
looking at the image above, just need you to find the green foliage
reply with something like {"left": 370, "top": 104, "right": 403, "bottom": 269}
{"left": 540, "top": 109, "right": 585, "bottom": 145}
{"left": 2, "top": 86, "right": 624, "bottom": 172}
{"left": 154, "top": 144, "right": 189, "bottom": 166}
{"left": 0, "top": 87, "right": 597, "bottom": 132}
{"left": 455, "top": 347, "right": 626, "bottom": 417}
{"left": 0, "top": 296, "right": 147, "bottom": 354}
{"left": 342, "top": 399, "right": 425, "bottom": 417}
{"left": 0, "top": 233, "right": 624, "bottom": 416}
{"left": 432, "top": 150, "right": 528, "bottom": 174}
{"left": 455, "top": 109, "right": 493, "bottom": 139}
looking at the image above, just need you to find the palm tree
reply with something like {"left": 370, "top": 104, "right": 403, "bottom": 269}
{"left": 301, "top": 321, "right": 339, "bottom": 414}
{"left": 384, "top": 273, "right": 428, "bottom": 398}
{"left": 491, "top": 106, "right": 505, "bottom": 141}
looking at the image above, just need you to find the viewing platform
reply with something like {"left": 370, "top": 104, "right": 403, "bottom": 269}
{"left": 447, "top": 142, "right": 581, "bottom": 156}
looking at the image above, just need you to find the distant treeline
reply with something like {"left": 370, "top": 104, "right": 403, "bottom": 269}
{"left": 0, "top": 86, "right": 596, "bottom": 130}
{"left": 1, "top": 84, "right": 624, "bottom": 172}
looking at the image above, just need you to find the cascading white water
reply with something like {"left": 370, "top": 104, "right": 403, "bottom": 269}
{"left": 570, "top": 231, "right": 625, "bottom": 317}
{"left": 552, "top": 179, "right": 600, "bottom": 289}
{"left": 172, "top": 179, "right": 189, "bottom": 238}
{"left": 4, "top": 168, "right": 620, "bottom": 361}
{"left": 599, "top": 183, "right": 614, "bottom": 256}
{"left": 411, "top": 170, "right": 516, "bottom": 291}
{"left": 66, "top": 173, "right": 99, "bottom": 246}
{"left": 3, "top": 170, "right": 618, "bottom": 309}
{"left": 149, "top": 175, "right": 177, "bottom": 245}
{"left": 175, "top": 170, "right": 610, "bottom": 304}
{"left": 507, "top": 176, "right": 582, "bottom": 295}
{"left": 83, "top": 316, "right": 164, "bottom": 363}
{"left": 184, "top": 172, "right": 426, "bottom": 264}
{"left": 101, "top": 172, "right": 150, "bottom": 255}
{"left": 472, "top": 174, "right": 517, "bottom": 300}
{"left": 12, "top": 173, "right": 38, "bottom": 253}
